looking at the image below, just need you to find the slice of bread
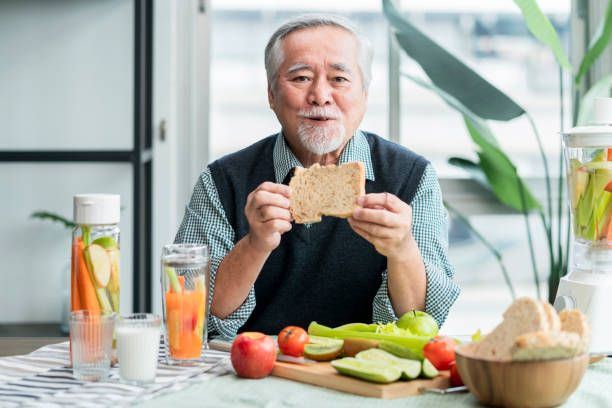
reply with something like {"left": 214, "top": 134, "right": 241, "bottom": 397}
{"left": 473, "top": 297, "right": 549, "bottom": 361}
{"left": 559, "top": 309, "right": 592, "bottom": 354}
{"left": 511, "top": 330, "right": 581, "bottom": 361}
{"left": 289, "top": 161, "right": 366, "bottom": 224}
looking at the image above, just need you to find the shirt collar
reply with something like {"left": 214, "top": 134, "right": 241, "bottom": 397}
{"left": 273, "top": 129, "right": 375, "bottom": 184}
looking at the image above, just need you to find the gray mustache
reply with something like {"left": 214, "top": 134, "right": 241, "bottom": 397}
{"left": 298, "top": 109, "right": 341, "bottom": 120}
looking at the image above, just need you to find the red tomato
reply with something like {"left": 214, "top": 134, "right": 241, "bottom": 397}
{"left": 449, "top": 361, "right": 464, "bottom": 386}
{"left": 422, "top": 335, "right": 456, "bottom": 370}
{"left": 277, "top": 326, "right": 309, "bottom": 357}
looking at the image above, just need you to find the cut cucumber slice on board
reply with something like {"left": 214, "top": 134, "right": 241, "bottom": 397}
{"left": 332, "top": 357, "right": 402, "bottom": 384}
{"left": 421, "top": 358, "right": 439, "bottom": 379}
{"left": 356, "top": 349, "right": 421, "bottom": 380}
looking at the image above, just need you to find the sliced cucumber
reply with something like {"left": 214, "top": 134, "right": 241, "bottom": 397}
{"left": 331, "top": 357, "right": 402, "bottom": 384}
{"left": 356, "top": 348, "right": 421, "bottom": 380}
{"left": 421, "top": 357, "right": 439, "bottom": 379}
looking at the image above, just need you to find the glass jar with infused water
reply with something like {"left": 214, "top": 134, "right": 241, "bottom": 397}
{"left": 71, "top": 194, "right": 121, "bottom": 358}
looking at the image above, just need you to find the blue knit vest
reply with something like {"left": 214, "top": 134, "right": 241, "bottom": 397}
{"left": 209, "top": 132, "right": 428, "bottom": 334}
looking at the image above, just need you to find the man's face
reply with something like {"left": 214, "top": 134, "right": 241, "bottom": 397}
{"left": 268, "top": 26, "right": 368, "bottom": 156}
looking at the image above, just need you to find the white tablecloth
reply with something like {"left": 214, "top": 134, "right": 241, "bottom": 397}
{"left": 0, "top": 340, "right": 232, "bottom": 407}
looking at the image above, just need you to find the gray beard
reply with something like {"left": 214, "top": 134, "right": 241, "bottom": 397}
{"left": 297, "top": 120, "right": 345, "bottom": 155}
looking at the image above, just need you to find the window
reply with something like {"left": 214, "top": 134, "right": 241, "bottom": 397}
{"left": 397, "top": 0, "right": 571, "bottom": 178}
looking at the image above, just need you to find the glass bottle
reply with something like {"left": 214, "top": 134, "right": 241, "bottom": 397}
{"left": 71, "top": 194, "right": 120, "bottom": 348}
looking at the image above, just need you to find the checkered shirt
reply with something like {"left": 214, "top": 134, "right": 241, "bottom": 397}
{"left": 175, "top": 130, "right": 460, "bottom": 340}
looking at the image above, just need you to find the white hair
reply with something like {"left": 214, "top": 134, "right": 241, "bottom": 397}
{"left": 264, "top": 14, "right": 373, "bottom": 93}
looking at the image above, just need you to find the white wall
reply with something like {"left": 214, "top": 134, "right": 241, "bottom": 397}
{"left": 0, "top": 0, "right": 135, "bottom": 322}
{"left": 0, "top": 0, "right": 133, "bottom": 150}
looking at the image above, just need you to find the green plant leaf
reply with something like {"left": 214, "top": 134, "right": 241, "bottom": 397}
{"left": 30, "top": 211, "right": 76, "bottom": 229}
{"left": 577, "top": 74, "right": 612, "bottom": 125}
{"left": 383, "top": 0, "right": 525, "bottom": 121}
{"left": 401, "top": 73, "right": 499, "bottom": 147}
{"left": 512, "top": 0, "right": 572, "bottom": 70}
{"left": 575, "top": 0, "right": 612, "bottom": 85}
{"left": 448, "top": 157, "right": 489, "bottom": 187}
{"left": 448, "top": 157, "right": 480, "bottom": 171}
{"left": 464, "top": 118, "right": 541, "bottom": 213}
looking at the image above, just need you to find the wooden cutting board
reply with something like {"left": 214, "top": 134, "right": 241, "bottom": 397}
{"left": 271, "top": 361, "right": 451, "bottom": 399}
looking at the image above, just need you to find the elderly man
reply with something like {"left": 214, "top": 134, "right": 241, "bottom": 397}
{"left": 175, "top": 15, "right": 459, "bottom": 339}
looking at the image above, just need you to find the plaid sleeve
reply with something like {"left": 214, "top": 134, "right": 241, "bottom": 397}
{"left": 174, "top": 167, "right": 256, "bottom": 340}
{"left": 371, "top": 164, "right": 460, "bottom": 328}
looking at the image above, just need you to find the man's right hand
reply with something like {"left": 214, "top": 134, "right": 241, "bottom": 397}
{"left": 245, "top": 182, "right": 293, "bottom": 253}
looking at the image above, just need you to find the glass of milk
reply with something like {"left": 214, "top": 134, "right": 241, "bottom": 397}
{"left": 116, "top": 313, "right": 162, "bottom": 384}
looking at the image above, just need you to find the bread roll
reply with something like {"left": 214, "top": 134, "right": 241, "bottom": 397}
{"left": 539, "top": 300, "right": 561, "bottom": 331}
{"left": 473, "top": 297, "right": 549, "bottom": 360}
{"left": 511, "top": 330, "right": 581, "bottom": 361}
{"left": 559, "top": 309, "right": 592, "bottom": 354}
{"left": 473, "top": 299, "right": 592, "bottom": 362}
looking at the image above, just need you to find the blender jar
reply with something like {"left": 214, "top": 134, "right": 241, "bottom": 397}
{"left": 563, "top": 98, "right": 612, "bottom": 272}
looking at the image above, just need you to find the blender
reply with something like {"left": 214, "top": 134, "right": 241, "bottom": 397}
{"left": 556, "top": 97, "right": 612, "bottom": 355}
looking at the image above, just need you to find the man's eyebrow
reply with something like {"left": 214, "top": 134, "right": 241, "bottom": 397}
{"left": 286, "top": 63, "right": 312, "bottom": 74}
{"left": 330, "top": 63, "right": 351, "bottom": 73}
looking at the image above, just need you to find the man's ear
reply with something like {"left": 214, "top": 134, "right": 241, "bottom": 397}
{"left": 268, "top": 82, "right": 275, "bottom": 110}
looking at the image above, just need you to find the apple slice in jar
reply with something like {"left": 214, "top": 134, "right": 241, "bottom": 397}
{"left": 86, "top": 244, "right": 112, "bottom": 288}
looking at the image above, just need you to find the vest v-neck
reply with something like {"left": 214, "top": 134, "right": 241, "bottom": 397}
{"left": 292, "top": 216, "right": 339, "bottom": 245}
{"left": 209, "top": 132, "right": 428, "bottom": 333}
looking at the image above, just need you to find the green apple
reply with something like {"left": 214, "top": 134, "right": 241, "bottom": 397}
{"left": 92, "top": 236, "right": 118, "bottom": 249}
{"left": 107, "top": 247, "right": 120, "bottom": 313}
{"left": 107, "top": 248, "right": 120, "bottom": 292}
{"left": 396, "top": 310, "right": 439, "bottom": 338}
{"left": 85, "top": 244, "right": 111, "bottom": 288}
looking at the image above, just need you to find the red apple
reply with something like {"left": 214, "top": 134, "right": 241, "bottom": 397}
{"left": 230, "top": 332, "right": 276, "bottom": 379}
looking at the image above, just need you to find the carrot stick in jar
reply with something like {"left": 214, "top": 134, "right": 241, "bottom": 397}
{"left": 71, "top": 240, "right": 82, "bottom": 311}
{"left": 75, "top": 238, "right": 100, "bottom": 315}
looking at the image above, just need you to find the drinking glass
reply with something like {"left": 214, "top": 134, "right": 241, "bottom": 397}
{"left": 70, "top": 310, "right": 115, "bottom": 381}
{"left": 116, "top": 313, "right": 162, "bottom": 384}
{"left": 161, "top": 244, "right": 210, "bottom": 365}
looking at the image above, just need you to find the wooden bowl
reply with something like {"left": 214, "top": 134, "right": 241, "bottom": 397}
{"left": 455, "top": 342, "right": 588, "bottom": 408}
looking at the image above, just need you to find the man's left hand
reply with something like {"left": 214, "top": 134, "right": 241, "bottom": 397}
{"left": 347, "top": 193, "right": 414, "bottom": 261}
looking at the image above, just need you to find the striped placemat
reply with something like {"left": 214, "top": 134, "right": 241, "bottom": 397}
{"left": 0, "top": 340, "right": 232, "bottom": 407}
